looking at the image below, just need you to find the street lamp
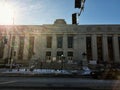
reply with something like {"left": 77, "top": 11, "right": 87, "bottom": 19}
{"left": 61, "top": 55, "right": 65, "bottom": 70}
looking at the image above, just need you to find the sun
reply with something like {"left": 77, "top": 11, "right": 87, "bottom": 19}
{"left": 0, "top": 2, "right": 14, "bottom": 25}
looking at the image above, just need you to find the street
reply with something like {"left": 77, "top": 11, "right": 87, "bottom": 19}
{"left": 0, "top": 77, "right": 120, "bottom": 90}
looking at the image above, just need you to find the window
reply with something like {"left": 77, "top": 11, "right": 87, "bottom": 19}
{"left": 46, "top": 36, "right": 52, "bottom": 48}
{"left": 68, "top": 36, "right": 73, "bottom": 48}
{"left": 107, "top": 37, "right": 114, "bottom": 61}
{"left": 67, "top": 52, "right": 73, "bottom": 60}
{"left": 97, "top": 36, "right": 103, "bottom": 63}
{"left": 86, "top": 37, "right": 92, "bottom": 60}
{"left": 46, "top": 51, "right": 51, "bottom": 61}
{"left": 57, "top": 51, "right": 63, "bottom": 56}
{"left": 56, "top": 51, "right": 63, "bottom": 60}
{"left": 57, "top": 36, "right": 63, "bottom": 48}
{"left": 68, "top": 52, "right": 73, "bottom": 56}
{"left": 18, "top": 36, "right": 24, "bottom": 59}
{"left": 46, "top": 51, "right": 51, "bottom": 56}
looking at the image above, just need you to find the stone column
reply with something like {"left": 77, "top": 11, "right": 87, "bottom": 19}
{"left": 103, "top": 35, "right": 109, "bottom": 62}
{"left": 78, "top": 35, "right": 86, "bottom": 59}
{"left": 3, "top": 44, "right": 8, "bottom": 59}
{"left": 37, "top": 34, "right": 42, "bottom": 61}
{"left": 79, "top": 35, "right": 87, "bottom": 66}
{"left": 34, "top": 34, "right": 39, "bottom": 58}
{"left": 23, "top": 35, "right": 29, "bottom": 60}
{"left": 40, "top": 34, "right": 46, "bottom": 61}
{"left": 14, "top": 36, "right": 19, "bottom": 60}
{"left": 113, "top": 35, "right": 120, "bottom": 63}
{"left": 74, "top": 34, "right": 80, "bottom": 60}
{"left": 63, "top": 34, "right": 67, "bottom": 59}
{"left": 92, "top": 35, "right": 98, "bottom": 61}
{"left": 52, "top": 34, "right": 57, "bottom": 60}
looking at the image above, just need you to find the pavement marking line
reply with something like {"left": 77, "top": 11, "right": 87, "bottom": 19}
{"left": 0, "top": 81, "right": 17, "bottom": 85}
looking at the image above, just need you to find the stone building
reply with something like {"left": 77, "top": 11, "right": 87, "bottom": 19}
{"left": 0, "top": 19, "right": 120, "bottom": 66}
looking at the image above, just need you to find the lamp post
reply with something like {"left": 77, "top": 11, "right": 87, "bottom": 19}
{"left": 61, "top": 55, "right": 65, "bottom": 70}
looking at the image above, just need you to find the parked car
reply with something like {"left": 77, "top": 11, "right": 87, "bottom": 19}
{"left": 80, "top": 66, "right": 92, "bottom": 76}
{"left": 71, "top": 66, "right": 92, "bottom": 76}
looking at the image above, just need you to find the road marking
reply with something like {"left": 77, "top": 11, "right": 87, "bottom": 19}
{"left": 0, "top": 81, "right": 17, "bottom": 85}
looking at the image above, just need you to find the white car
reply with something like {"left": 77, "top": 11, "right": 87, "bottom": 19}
{"left": 80, "top": 66, "right": 92, "bottom": 76}
{"left": 71, "top": 66, "right": 92, "bottom": 76}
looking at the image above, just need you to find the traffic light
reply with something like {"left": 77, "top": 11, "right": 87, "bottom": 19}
{"left": 72, "top": 13, "right": 77, "bottom": 24}
{"left": 75, "top": 0, "right": 81, "bottom": 8}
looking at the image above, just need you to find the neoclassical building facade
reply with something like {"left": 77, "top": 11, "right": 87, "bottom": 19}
{"left": 0, "top": 19, "right": 120, "bottom": 65}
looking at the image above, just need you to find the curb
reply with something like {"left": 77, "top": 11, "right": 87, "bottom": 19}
{"left": 0, "top": 73, "right": 91, "bottom": 78}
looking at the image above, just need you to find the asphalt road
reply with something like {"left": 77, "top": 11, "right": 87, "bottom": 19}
{"left": 0, "top": 77, "right": 120, "bottom": 90}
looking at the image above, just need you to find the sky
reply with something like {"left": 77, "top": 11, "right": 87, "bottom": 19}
{"left": 0, "top": 0, "right": 120, "bottom": 25}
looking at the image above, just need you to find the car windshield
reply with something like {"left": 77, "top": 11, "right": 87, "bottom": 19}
{"left": 0, "top": 0, "right": 120, "bottom": 90}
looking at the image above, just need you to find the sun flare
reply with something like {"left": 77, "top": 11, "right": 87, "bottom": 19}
{"left": 0, "top": 2, "right": 14, "bottom": 25}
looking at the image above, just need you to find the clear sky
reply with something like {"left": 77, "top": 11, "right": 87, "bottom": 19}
{"left": 0, "top": 0, "right": 120, "bottom": 25}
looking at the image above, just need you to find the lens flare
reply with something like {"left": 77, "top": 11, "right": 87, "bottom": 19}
{"left": 0, "top": 2, "right": 14, "bottom": 25}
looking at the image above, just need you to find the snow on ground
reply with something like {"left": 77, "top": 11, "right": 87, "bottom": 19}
{"left": 1, "top": 69, "right": 71, "bottom": 74}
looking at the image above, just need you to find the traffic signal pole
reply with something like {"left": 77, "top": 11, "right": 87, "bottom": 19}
{"left": 72, "top": 0, "right": 86, "bottom": 25}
